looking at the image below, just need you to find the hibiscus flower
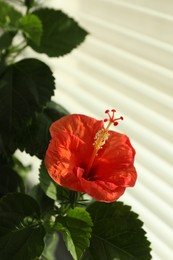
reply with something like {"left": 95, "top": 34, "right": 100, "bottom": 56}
{"left": 44, "top": 109, "right": 137, "bottom": 202}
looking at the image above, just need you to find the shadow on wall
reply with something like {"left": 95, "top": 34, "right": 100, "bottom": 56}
{"left": 55, "top": 234, "right": 73, "bottom": 260}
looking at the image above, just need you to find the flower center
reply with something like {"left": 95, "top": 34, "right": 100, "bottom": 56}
{"left": 84, "top": 109, "right": 123, "bottom": 179}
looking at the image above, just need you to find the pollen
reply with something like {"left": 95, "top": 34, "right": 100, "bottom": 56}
{"left": 93, "top": 129, "right": 110, "bottom": 153}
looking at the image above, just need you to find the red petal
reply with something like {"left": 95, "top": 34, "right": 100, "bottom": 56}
{"left": 90, "top": 131, "right": 137, "bottom": 184}
{"left": 50, "top": 114, "right": 104, "bottom": 145}
{"left": 45, "top": 131, "right": 92, "bottom": 191}
{"left": 79, "top": 177, "right": 126, "bottom": 202}
{"left": 107, "top": 166, "right": 137, "bottom": 187}
{"left": 99, "top": 130, "right": 136, "bottom": 167}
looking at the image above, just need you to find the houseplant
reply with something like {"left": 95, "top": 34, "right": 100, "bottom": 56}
{"left": 0, "top": 0, "right": 151, "bottom": 259}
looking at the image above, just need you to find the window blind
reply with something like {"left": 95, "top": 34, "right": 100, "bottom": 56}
{"left": 19, "top": 0, "right": 173, "bottom": 259}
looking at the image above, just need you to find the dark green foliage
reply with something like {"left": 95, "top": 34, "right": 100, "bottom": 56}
{"left": 83, "top": 201, "right": 151, "bottom": 260}
{"left": 0, "top": 58, "right": 55, "bottom": 134}
{"left": 29, "top": 8, "right": 88, "bottom": 57}
{"left": 31, "top": 184, "right": 54, "bottom": 215}
{"left": 0, "top": 164, "right": 24, "bottom": 197}
{"left": 0, "top": 58, "right": 55, "bottom": 155}
{"left": 16, "top": 101, "right": 69, "bottom": 159}
{"left": 0, "top": 193, "right": 45, "bottom": 260}
{"left": 0, "top": 31, "right": 15, "bottom": 50}
{"left": 25, "top": 0, "right": 35, "bottom": 9}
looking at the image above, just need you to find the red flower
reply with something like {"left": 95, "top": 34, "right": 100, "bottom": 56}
{"left": 44, "top": 110, "right": 137, "bottom": 202}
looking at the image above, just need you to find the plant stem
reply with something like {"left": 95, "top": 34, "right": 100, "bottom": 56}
{"left": 4, "top": 41, "right": 27, "bottom": 64}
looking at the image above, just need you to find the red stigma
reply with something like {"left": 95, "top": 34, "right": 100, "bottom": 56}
{"left": 105, "top": 109, "right": 110, "bottom": 113}
{"left": 104, "top": 109, "right": 123, "bottom": 127}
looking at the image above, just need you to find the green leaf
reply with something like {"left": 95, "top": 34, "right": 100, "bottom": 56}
{"left": 56, "top": 208, "right": 93, "bottom": 260}
{"left": 18, "top": 14, "right": 43, "bottom": 46}
{"left": 39, "top": 162, "right": 73, "bottom": 205}
{"left": 16, "top": 101, "right": 69, "bottom": 159}
{"left": 83, "top": 201, "right": 151, "bottom": 260}
{"left": 0, "top": 164, "right": 24, "bottom": 197}
{"left": 0, "top": 31, "right": 15, "bottom": 50}
{"left": 29, "top": 8, "right": 88, "bottom": 57}
{"left": 39, "top": 162, "right": 57, "bottom": 201}
{"left": 31, "top": 184, "right": 54, "bottom": 214}
{"left": 0, "top": 58, "right": 55, "bottom": 135}
{"left": 44, "top": 101, "right": 69, "bottom": 122}
{"left": 0, "top": 1, "right": 22, "bottom": 28}
{"left": 0, "top": 193, "right": 45, "bottom": 260}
